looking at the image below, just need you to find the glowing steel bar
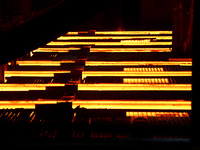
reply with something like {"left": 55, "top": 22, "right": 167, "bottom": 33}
{"left": 78, "top": 84, "right": 191, "bottom": 91}
{"left": 72, "top": 100, "right": 191, "bottom": 110}
{"left": 85, "top": 61, "right": 192, "bottom": 66}
{"left": 33, "top": 47, "right": 80, "bottom": 53}
{"left": 90, "top": 48, "right": 172, "bottom": 52}
{"left": 66, "top": 31, "right": 172, "bottom": 35}
{"left": 66, "top": 31, "right": 88, "bottom": 35}
{"left": 16, "top": 60, "right": 75, "bottom": 66}
{"left": 0, "top": 83, "right": 65, "bottom": 87}
{"left": 82, "top": 71, "right": 192, "bottom": 79}
{"left": 47, "top": 41, "right": 172, "bottom": 46}
{"left": 0, "top": 100, "right": 68, "bottom": 109}
{"left": 0, "top": 86, "right": 46, "bottom": 91}
{"left": 126, "top": 111, "right": 190, "bottom": 117}
{"left": 168, "top": 58, "right": 192, "bottom": 61}
{"left": 123, "top": 78, "right": 169, "bottom": 84}
{"left": 58, "top": 36, "right": 172, "bottom": 40}
{"left": 123, "top": 68, "right": 164, "bottom": 72}
{"left": 5, "top": 71, "right": 71, "bottom": 77}
{"left": 0, "top": 83, "right": 65, "bottom": 91}
{"left": 95, "top": 31, "right": 172, "bottom": 35}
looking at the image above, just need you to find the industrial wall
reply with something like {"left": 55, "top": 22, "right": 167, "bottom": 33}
{"left": 0, "top": 0, "right": 65, "bottom": 33}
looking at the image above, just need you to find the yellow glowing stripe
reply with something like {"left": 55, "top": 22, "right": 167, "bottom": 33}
{"left": 0, "top": 83, "right": 65, "bottom": 87}
{"left": 47, "top": 41, "right": 172, "bottom": 46}
{"left": 73, "top": 100, "right": 190, "bottom": 105}
{"left": 58, "top": 36, "right": 172, "bottom": 40}
{"left": 90, "top": 48, "right": 172, "bottom": 52}
{"left": 66, "top": 31, "right": 172, "bottom": 35}
{"left": 82, "top": 71, "right": 191, "bottom": 79}
{"left": 0, "top": 100, "right": 68, "bottom": 109}
{"left": 123, "top": 78, "right": 169, "bottom": 84}
{"left": 85, "top": 61, "right": 192, "bottom": 66}
{"left": 16, "top": 60, "right": 75, "bottom": 66}
{"left": 33, "top": 47, "right": 80, "bottom": 52}
{"left": 72, "top": 100, "right": 190, "bottom": 110}
{"left": 4, "top": 71, "right": 71, "bottom": 77}
{"left": 33, "top": 49, "right": 70, "bottom": 53}
{"left": 126, "top": 111, "right": 190, "bottom": 117}
{"left": 0, "top": 83, "right": 66, "bottom": 91}
{"left": 0, "top": 87, "right": 46, "bottom": 91}
{"left": 0, "top": 100, "right": 191, "bottom": 110}
{"left": 78, "top": 84, "right": 191, "bottom": 91}
{"left": 123, "top": 68, "right": 164, "bottom": 72}
{"left": 66, "top": 32, "right": 78, "bottom": 35}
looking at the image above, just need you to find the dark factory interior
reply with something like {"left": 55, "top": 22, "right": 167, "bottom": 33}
{"left": 0, "top": 0, "right": 199, "bottom": 148}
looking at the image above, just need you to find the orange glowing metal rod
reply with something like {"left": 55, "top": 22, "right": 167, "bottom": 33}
{"left": 57, "top": 36, "right": 172, "bottom": 40}
{"left": 90, "top": 48, "right": 172, "bottom": 52}
{"left": 66, "top": 31, "right": 172, "bottom": 35}
{"left": 94, "top": 31, "right": 172, "bottom": 35}
{"left": 47, "top": 41, "right": 172, "bottom": 46}
{"left": 0, "top": 83, "right": 66, "bottom": 91}
{"left": 123, "top": 78, "right": 169, "bottom": 84}
{"left": 0, "top": 100, "right": 68, "bottom": 109}
{"left": 0, "top": 83, "right": 66, "bottom": 87}
{"left": 82, "top": 71, "right": 192, "bottom": 79}
{"left": 16, "top": 60, "right": 75, "bottom": 66}
{"left": 123, "top": 68, "right": 164, "bottom": 71}
{"left": 72, "top": 100, "right": 191, "bottom": 110}
{"left": 4, "top": 70, "right": 71, "bottom": 77}
{"left": 33, "top": 47, "right": 80, "bottom": 53}
{"left": 85, "top": 61, "right": 192, "bottom": 66}
{"left": 66, "top": 31, "right": 88, "bottom": 35}
{"left": 0, "top": 100, "right": 191, "bottom": 110}
{"left": 72, "top": 100, "right": 190, "bottom": 104}
{"left": 168, "top": 58, "right": 192, "bottom": 61}
{"left": 126, "top": 111, "right": 190, "bottom": 117}
{"left": 78, "top": 83, "right": 191, "bottom": 91}
{"left": 0, "top": 86, "right": 46, "bottom": 91}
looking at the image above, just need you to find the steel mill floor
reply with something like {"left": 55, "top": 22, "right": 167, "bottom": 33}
{"left": 0, "top": 30, "right": 192, "bottom": 147}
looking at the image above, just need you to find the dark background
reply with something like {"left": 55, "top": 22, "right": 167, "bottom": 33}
{"left": 0, "top": 0, "right": 193, "bottom": 65}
